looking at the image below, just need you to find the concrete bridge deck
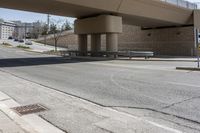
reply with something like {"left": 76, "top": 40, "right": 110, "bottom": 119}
{"left": 0, "top": 0, "right": 195, "bottom": 27}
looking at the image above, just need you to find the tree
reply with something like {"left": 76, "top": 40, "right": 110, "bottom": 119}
{"left": 41, "top": 24, "right": 48, "bottom": 45}
{"left": 0, "top": 18, "right": 4, "bottom": 22}
{"left": 49, "top": 19, "right": 65, "bottom": 51}
{"left": 30, "top": 21, "right": 44, "bottom": 39}
{"left": 63, "top": 20, "right": 72, "bottom": 31}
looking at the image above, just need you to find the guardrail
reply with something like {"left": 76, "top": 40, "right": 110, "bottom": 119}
{"left": 66, "top": 50, "right": 154, "bottom": 59}
{"left": 160, "top": 0, "right": 198, "bottom": 9}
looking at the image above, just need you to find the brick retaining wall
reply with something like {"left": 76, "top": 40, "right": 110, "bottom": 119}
{"left": 37, "top": 25, "right": 195, "bottom": 56}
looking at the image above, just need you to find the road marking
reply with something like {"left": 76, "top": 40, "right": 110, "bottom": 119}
{"left": 166, "top": 81, "right": 200, "bottom": 88}
{"left": 106, "top": 107, "right": 183, "bottom": 133}
{"left": 87, "top": 62, "right": 185, "bottom": 72}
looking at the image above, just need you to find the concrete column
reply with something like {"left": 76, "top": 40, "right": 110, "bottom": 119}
{"left": 91, "top": 34, "right": 101, "bottom": 56}
{"left": 106, "top": 33, "right": 118, "bottom": 52}
{"left": 78, "top": 34, "right": 88, "bottom": 56}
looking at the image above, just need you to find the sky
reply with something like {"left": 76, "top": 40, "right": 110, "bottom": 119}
{"left": 0, "top": 8, "right": 76, "bottom": 24}
{"left": 0, "top": 0, "right": 199, "bottom": 23}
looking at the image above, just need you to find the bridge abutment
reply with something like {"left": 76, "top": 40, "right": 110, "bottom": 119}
{"left": 74, "top": 15, "right": 122, "bottom": 56}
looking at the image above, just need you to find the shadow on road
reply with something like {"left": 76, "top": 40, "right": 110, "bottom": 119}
{"left": 0, "top": 56, "right": 109, "bottom": 67}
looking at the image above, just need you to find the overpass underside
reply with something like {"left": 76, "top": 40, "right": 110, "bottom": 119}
{"left": 0, "top": 0, "right": 199, "bottom": 56}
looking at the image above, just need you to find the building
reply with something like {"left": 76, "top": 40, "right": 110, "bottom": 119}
{"left": 0, "top": 21, "right": 16, "bottom": 40}
{"left": 12, "top": 21, "right": 34, "bottom": 39}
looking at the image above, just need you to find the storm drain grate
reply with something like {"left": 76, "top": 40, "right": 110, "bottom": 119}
{"left": 12, "top": 104, "right": 48, "bottom": 116}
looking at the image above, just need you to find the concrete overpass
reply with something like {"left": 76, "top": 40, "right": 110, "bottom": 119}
{"left": 0, "top": 0, "right": 199, "bottom": 55}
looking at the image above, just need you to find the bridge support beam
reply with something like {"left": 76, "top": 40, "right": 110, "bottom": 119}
{"left": 106, "top": 33, "right": 118, "bottom": 52}
{"left": 78, "top": 34, "right": 88, "bottom": 56}
{"left": 75, "top": 15, "right": 122, "bottom": 56}
{"left": 91, "top": 34, "right": 101, "bottom": 56}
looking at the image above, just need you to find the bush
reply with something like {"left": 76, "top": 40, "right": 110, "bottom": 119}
{"left": 16, "top": 45, "right": 30, "bottom": 49}
{"left": 2, "top": 43, "right": 12, "bottom": 46}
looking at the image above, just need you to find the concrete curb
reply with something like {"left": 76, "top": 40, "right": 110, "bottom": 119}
{"left": 0, "top": 91, "right": 65, "bottom": 133}
{"left": 176, "top": 67, "right": 200, "bottom": 71}
{"left": 118, "top": 58, "right": 197, "bottom": 62}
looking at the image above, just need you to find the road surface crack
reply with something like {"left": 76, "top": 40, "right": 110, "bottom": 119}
{"left": 161, "top": 96, "right": 200, "bottom": 109}
{"left": 108, "top": 105, "right": 200, "bottom": 126}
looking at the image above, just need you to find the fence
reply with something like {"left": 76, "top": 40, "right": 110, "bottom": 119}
{"left": 160, "top": 0, "right": 198, "bottom": 9}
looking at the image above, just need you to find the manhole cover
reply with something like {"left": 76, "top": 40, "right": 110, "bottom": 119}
{"left": 12, "top": 104, "right": 48, "bottom": 116}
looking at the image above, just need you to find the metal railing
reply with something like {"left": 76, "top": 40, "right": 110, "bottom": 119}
{"left": 160, "top": 0, "right": 198, "bottom": 9}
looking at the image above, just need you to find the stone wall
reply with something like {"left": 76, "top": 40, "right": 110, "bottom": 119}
{"left": 37, "top": 25, "right": 195, "bottom": 56}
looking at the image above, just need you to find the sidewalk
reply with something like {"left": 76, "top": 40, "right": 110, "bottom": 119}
{"left": 0, "top": 91, "right": 28, "bottom": 133}
{"left": 0, "top": 91, "right": 65, "bottom": 133}
{"left": 0, "top": 111, "right": 27, "bottom": 133}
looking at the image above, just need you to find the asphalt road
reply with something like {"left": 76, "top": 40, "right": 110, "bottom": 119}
{"left": 0, "top": 46, "right": 200, "bottom": 132}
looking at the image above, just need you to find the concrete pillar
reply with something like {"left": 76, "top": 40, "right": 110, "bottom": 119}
{"left": 78, "top": 34, "right": 88, "bottom": 56}
{"left": 91, "top": 34, "right": 101, "bottom": 56}
{"left": 106, "top": 33, "right": 118, "bottom": 52}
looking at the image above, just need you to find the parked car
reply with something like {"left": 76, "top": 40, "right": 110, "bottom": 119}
{"left": 14, "top": 39, "right": 19, "bottom": 42}
{"left": 18, "top": 39, "right": 24, "bottom": 43}
{"left": 25, "top": 40, "right": 32, "bottom": 45}
{"left": 198, "top": 33, "right": 200, "bottom": 43}
{"left": 8, "top": 36, "right": 13, "bottom": 40}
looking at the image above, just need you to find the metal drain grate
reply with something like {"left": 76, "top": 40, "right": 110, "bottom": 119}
{"left": 12, "top": 104, "right": 48, "bottom": 116}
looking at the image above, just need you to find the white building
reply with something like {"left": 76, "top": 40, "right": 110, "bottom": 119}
{"left": 0, "top": 21, "right": 16, "bottom": 40}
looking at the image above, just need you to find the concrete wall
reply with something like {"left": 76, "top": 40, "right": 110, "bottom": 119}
{"left": 37, "top": 25, "right": 195, "bottom": 56}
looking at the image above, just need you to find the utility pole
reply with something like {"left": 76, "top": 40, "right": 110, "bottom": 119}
{"left": 24, "top": 23, "right": 27, "bottom": 42}
{"left": 44, "top": 14, "right": 50, "bottom": 45}
{"left": 196, "top": 28, "right": 200, "bottom": 68}
{"left": 47, "top": 14, "right": 50, "bottom": 33}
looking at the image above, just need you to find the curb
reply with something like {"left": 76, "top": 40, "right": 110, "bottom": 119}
{"left": 0, "top": 91, "right": 65, "bottom": 133}
{"left": 117, "top": 58, "right": 197, "bottom": 62}
{"left": 176, "top": 67, "right": 200, "bottom": 71}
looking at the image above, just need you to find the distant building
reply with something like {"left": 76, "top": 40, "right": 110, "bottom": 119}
{"left": 12, "top": 21, "right": 42, "bottom": 39}
{"left": 0, "top": 21, "right": 16, "bottom": 39}
{"left": 12, "top": 21, "right": 33, "bottom": 39}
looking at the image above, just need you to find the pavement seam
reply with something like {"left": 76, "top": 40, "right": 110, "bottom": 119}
{"left": 108, "top": 105, "right": 200, "bottom": 126}
{"left": 0, "top": 110, "right": 30, "bottom": 133}
{"left": 0, "top": 98, "right": 12, "bottom": 102}
{"left": 161, "top": 96, "right": 200, "bottom": 110}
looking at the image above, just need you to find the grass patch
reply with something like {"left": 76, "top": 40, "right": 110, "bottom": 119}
{"left": 16, "top": 45, "right": 30, "bottom": 49}
{"left": 1, "top": 43, "right": 12, "bottom": 46}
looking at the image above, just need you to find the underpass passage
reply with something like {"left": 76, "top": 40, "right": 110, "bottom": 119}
{"left": 0, "top": 0, "right": 199, "bottom": 55}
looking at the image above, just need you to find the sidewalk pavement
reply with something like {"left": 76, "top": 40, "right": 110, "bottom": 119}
{"left": 0, "top": 107, "right": 27, "bottom": 133}
{"left": 0, "top": 90, "right": 65, "bottom": 133}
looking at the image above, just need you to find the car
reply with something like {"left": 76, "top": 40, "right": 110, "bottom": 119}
{"left": 14, "top": 39, "right": 19, "bottom": 42}
{"left": 25, "top": 41, "right": 32, "bottom": 45}
{"left": 198, "top": 33, "right": 200, "bottom": 43}
{"left": 8, "top": 36, "right": 13, "bottom": 40}
{"left": 18, "top": 39, "right": 24, "bottom": 43}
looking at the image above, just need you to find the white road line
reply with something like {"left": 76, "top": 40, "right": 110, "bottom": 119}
{"left": 166, "top": 81, "right": 200, "bottom": 88}
{"left": 106, "top": 107, "right": 183, "bottom": 133}
{"left": 87, "top": 62, "right": 185, "bottom": 72}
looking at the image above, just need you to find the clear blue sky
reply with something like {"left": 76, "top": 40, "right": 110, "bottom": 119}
{"left": 0, "top": 0, "right": 199, "bottom": 23}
